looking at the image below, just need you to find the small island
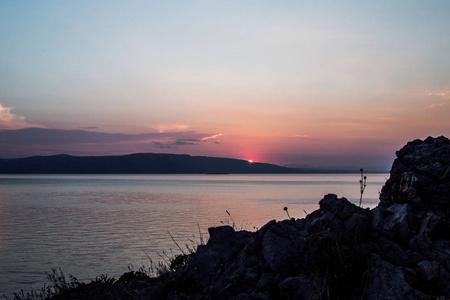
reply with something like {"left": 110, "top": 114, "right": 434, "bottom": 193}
{"left": 13, "top": 136, "right": 450, "bottom": 300}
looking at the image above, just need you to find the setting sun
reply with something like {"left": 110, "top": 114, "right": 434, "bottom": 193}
{"left": 248, "top": 160, "right": 254, "bottom": 163}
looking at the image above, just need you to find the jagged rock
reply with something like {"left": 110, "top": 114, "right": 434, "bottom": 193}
{"left": 411, "top": 211, "right": 442, "bottom": 249}
{"left": 365, "top": 254, "right": 434, "bottom": 300}
{"left": 278, "top": 276, "right": 314, "bottom": 300}
{"left": 261, "top": 220, "right": 305, "bottom": 275}
{"left": 186, "top": 225, "right": 254, "bottom": 291}
{"left": 183, "top": 196, "right": 372, "bottom": 299}
{"left": 319, "top": 193, "right": 358, "bottom": 219}
{"left": 372, "top": 203, "right": 414, "bottom": 245}
{"left": 417, "top": 260, "right": 439, "bottom": 281}
{"left": 437, "top": 266, "right": 450, "bottom": 296}
{"left": 380, "top": 136, "right": 450, "bottom": 213}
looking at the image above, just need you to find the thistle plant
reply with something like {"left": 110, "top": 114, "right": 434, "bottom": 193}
{"left": 359, "top": 168, "right": 367, "bottom": 207}
{"left": 284, "top": 206, "right": 291, "bottom": 219}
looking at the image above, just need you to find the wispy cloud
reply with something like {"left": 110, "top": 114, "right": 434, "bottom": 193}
{"left": 80, "top": 126, "right": 98, "bottom": 130}
{"left": 422, "top": 90, "right": 450, "bottom": 98}
{"left": 294, "top": 134, "right": 309, "bottom": 138}
{"left": 151, "top": 136, "right": 223, "bottom": 148}
{"left": 201, "top": 133, "right": 223, "bottom": 141}
{"left": 156, "top": 124, "right": 190, "bottom": 133}
{"left": 152, "top": 141, "right": 176, "bottom": 149}
{"left": 427, "top": 102, "right": 448, "bottom": 109}
{"left": 200, "top": 133, "right": 223, "bottom": 144}
{"left": 153, "top": 140, "right": 197, "bottom": 148}
{"left": 0, "top": 128, "right": 222, "bottom": 158}
{"left": 422, "top": 89, "right": 450, "bottom": 109}
{"left": 0, "top": 104, "right": 43, "bottom": 130}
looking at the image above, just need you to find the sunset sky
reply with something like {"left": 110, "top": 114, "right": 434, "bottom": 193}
{"left": 1, "top": 1, "right": 449, "bottom": 171}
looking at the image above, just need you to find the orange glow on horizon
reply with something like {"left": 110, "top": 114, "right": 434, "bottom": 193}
{"left": 248, "top": 159, "right": 254, "bottom": 163}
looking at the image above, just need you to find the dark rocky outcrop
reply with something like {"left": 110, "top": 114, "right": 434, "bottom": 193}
{"left": 380, "top": 136, "right": 450, "bottom": 213}
{"left": 166, "top": 136, "right": 449, "bottom": 299}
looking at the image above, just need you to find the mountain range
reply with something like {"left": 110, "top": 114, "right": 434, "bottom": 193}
{"left": 0, "top": 153, "right": 376, "bottom": 174}
{"left": 0, "top": 153, "right": 305, "bottom": 174}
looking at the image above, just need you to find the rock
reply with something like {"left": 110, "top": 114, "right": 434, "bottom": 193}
{"left": 186, "top": 225, "right": 253, "bottom": 290}
{"left": 382, "top": 203, "right": 414, "bottom": 245}
{"left": 319, "top": 193, "right": 358, "bottom": 219}
{"left": 417, "top": 260, "right": 439, "bottom": 281}
{"left": 364, "top": 254, "right": 434, "bottom": 300}
{"left": 278, "top": 276, "right": 314, "bottom": 300}
{"left": 437, "top": 266, "right": 450, "bottom": 296}
{"left": 305, "top": 194, "right": 363, "bottom": 234}
{"left": 411, "top": 211, "right": 442, "bottom": 249}
{"left": 376, "top": 236, "right": 413, "bottom": 266}
{"left": 234, "top": 293, "right": 251, "bottom": 300}
{"left": 261, "top": 221, "right": 304, "bottom": 275}
{"left": 380, "top": 136, "right": 450, "bottom": 213}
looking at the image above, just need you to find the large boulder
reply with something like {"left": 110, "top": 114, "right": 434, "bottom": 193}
{"left": 379, "top": 136, "right": 450, "bottom": 213}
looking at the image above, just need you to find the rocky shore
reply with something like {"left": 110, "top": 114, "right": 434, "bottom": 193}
{"left": 19, "top": 136, "right": 450, "bottom": 300}
{"left": 180, "top": 136, "right": 450, "bottom": 300}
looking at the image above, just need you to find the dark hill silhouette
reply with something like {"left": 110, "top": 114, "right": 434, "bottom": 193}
{"left": 0, "top": 153, "right": 304, "bottom": 174}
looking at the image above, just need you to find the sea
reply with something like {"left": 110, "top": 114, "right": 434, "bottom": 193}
{"left": 0, "top": 173, "right": 389, "bottom": 297}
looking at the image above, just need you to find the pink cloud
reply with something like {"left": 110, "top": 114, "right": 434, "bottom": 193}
{"left": 422, "top": 89, "right": 450, "bottom": 109}
{"left": 0, "top": 104, "right": 44, "bottom": 130}
{"left": 427, "top": 102, "right": 447, "bottom": 109}
{"left": 422, "top": 90, "right": 450, "bottom": 98}
{"left": 201, "top": 133, "right": 223, "bottom": 141}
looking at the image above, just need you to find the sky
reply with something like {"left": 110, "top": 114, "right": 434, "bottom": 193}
{"left": 1, "top": 1, "right": 449, "bottom": 171}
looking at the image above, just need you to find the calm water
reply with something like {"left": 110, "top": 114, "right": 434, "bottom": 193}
{"left": 0, "top": 174, "right": 388, "bottom": 296}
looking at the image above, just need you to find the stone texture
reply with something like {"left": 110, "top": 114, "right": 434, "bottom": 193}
{"left": 380, "top": 136, "right": 450, "bottom": 213}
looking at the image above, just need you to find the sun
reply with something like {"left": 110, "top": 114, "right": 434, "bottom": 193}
{"left": 248, "top": 159, "right": 254, "bottom": 163}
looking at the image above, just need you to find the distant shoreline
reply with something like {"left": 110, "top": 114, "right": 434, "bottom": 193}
{"left": 0, "top": 153, "right": 389, "bottom": 174}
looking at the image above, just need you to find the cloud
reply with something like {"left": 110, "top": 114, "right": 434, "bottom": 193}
{"left": 422, "top": 89, "right": 450, "bottom": 109}
{"left": 0, "top": 104, "right": 43, "bottom": 130}
{"left": 427, "top": 102, "right": 447, "bottom": 109}
{"left": 295, "top": 134, "right": 309, "bottom": 138}
{"left": 201, "top": 133, "right": 223, "bottom": 141}
{"left": 200, "top": 133, "right": 223, "bottom": 145}
{"left": 152, "top": 141, "right": 176, "bottom": 149}
{"left": 175, "top": 139, "right": 201, "bottom": 145}
{"left": 156, "top": 124, "right": 190, "bottom": 133}
{"left": 422, "top": 90, "right": 450, "bottom": 98}
{"left": 0, "top": 127, "right": 222, "bottom": 157}
{"left": 80, "top": 126, "right": 98, "bottom": 130}
{"left": 153, "top": 138, "right": 206, "bottom": 148}
{"left": 0, "top": 128, "right": 136, "bottom": 145}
